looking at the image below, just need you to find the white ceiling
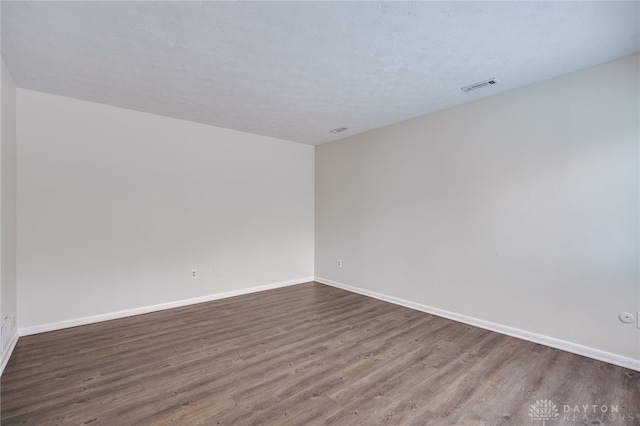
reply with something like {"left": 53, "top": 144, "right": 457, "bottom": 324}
{"left": 1, "top": 2, "right": 639, "bottom": 145}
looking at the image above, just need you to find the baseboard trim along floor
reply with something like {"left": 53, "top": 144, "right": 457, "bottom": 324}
{"left": 18, "top": 277, "right": 314, "bottom": 337}
{"left": 0, "top": 331, "right": 19, "bottom": 376}
{"left": 314, "top": 276, "right": 640, "bottom": 372}
{"left": 14, "top": 275, "right": 639, "bottom": 373}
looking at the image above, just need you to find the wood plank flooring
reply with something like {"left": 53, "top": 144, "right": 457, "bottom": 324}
{"left": 2, "top": 282, "right": 639, "bottom": 425}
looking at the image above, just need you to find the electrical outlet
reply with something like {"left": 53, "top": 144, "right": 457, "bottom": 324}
{"left": 337, "top": 259, "right": 342, "bottom": 268}
{"left": 213, "top": 267, "right": 219, "bottom": 276}
{"left": 1, "top": 314, "right": 15, "bottom": 353}
{"left": 191, "top": 269, "right": 198, "bottom": 279}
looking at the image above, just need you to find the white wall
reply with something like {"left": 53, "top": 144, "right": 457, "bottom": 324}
{"left": 17, "top": 90, "right": 314, "bottom": 329}
{"left": 316, "top": 55, "right": 640, "bottom": 363}
{"left": 0, "top": 58, "right": 18, "bottom": 358}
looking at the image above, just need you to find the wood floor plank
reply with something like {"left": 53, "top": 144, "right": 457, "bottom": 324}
{"left": 2, "top": 282, "right": 639, "bottom": 425}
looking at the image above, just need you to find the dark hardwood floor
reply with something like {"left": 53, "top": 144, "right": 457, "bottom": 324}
{"left": 2, "top": 282, "right": 638, "bottom": 425}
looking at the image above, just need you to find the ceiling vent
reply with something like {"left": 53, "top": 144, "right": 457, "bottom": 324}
{"left": 461, "top": 78, "right": 499, "bottom": 93}
{"left": 329, "top": 127, "right": 349, "bottom": 134}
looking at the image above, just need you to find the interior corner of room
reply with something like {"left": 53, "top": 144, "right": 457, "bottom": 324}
{"left": 0, "top": 56, "right": 18, "bottom": 376}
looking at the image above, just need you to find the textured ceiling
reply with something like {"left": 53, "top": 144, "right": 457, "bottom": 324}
{"left": 1, "top": 2, "right": 639, "bottom": 145}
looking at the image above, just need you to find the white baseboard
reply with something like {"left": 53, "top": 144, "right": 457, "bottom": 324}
{"left": 19, "top": 277, "right": 314, "bottom": 337}
{"left": 315, "top": 276, "right": 640, "bottom": 372}
{"left": 0, "top": 329, "right": 19, "bottom": 377}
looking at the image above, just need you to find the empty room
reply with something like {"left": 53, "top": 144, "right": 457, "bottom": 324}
{"left": 0, "top": 1, "right": 638, "bottom": 425}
